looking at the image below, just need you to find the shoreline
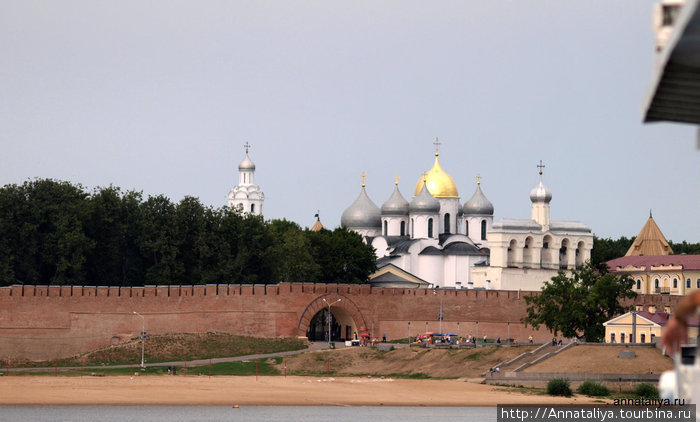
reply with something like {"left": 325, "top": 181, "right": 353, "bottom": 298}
{"left": 0, "top": 376, "right": 606, "bottom": 407}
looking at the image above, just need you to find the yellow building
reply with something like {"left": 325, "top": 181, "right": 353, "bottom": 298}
{"left": 604, "top": 310, "right": 699, "bottom": 344}
{"left": 607, "top": 215, "right": 700, "bottom": 296}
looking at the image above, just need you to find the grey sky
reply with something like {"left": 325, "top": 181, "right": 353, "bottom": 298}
{"left": 1, "top": 1, "right": 698, "bottom": 242}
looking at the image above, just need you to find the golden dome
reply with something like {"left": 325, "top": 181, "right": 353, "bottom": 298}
{"left": 414, "top": 154, "right": 459, "bottom": 198}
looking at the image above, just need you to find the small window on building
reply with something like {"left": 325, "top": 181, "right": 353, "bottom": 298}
{"left": 673, "top": 278, "right": 678, "bottom": 289}
{"left": 655, "top": 279, "right": 659, "bottom": 289}
{"left": 383, "top": 221, "right": 388, "bottom": 236}
{"left": 610, "top": 333, "right": 616, "bottom": 343}
{"left": 428, "top": 218, "right": 433, "bottom": 238}
{"left": 400, "top": 221, "right": 405, "bottom": 236}
{"left": 640, "top": 333, "right": 646, "bottom": 344}
{"left": 480, "top": 220, "right": 487, "bottom": 241}
{"left": 687, "top": 278, "right": 691, "bottom": 289}
{"left": 697, "top": 278, "right": 700, "bottom": 289}
{"left": 636, "top": 280, "right": 641, "bottom": 290}
{"left": 251, "top": 204, "right": 255, "bottom": 213}
{"left": 465, "top": 222, "right": 469, "bottom": 236}
{"left": 620, "top": 333, "right": 625, "bottom": 343}
{"left": 444, "top": 213, "right": 450, "bottom": 234}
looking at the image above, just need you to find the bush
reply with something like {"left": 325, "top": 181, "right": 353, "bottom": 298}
{"left": 577, "top": 380, "right": 610, "bottom": 397}
{"left": 547, "top": 378, "right": 572, "bottom": 396}
{"left": 634, "top": 383, "right": 659, "bottom": 399}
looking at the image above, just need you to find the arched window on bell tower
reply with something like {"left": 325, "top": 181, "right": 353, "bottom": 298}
{"left": 444, "top": 213, "right": 450, "bottom": 234}
{"left": 428, "top": 218, "right": 434, "bottom": 238}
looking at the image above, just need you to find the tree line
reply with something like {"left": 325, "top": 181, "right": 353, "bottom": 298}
{"left": 0, "top": 179, "right": 377, "bottom": 286}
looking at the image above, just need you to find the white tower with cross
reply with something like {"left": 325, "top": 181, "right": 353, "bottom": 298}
{"left": 228, "top": 143, "right": 265, "bottom": 216}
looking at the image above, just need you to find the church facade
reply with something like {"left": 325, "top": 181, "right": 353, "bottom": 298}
{"left": 228, "top": 143, "right": 265, "bottom": 216}
{"left": 341, "top": 145, "right": 593, "bottom": 290}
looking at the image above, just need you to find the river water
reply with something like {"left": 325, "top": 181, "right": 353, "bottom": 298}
{"left": 0, "top": 405, "right": 496, "bottom": 421}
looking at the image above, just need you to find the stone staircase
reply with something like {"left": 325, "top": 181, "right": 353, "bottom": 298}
{"left": 482, "top": 342, "right": 575, "bottom": 376}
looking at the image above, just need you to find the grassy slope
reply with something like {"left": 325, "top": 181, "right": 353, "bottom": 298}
{"left": 13, "top": 333, "right": 308, "bottom": 368}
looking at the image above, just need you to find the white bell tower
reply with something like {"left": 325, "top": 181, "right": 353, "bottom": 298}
{"left": 228, "top": 143, "right": 265, "bottom": 216}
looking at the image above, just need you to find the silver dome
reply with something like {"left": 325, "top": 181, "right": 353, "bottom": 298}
{"left": 463, "top": 185, "right": 494, "bottom": 215}
{"left": 381, "top": 185, "right": 409, "bottom": 216}
{"left": 239, "top": 153, "right": 256, "bottom": 171}
{"left": 410, "top": 182, "right": 440, "bottom": 214}
{"left": 341, "top": 187, "right": 381, "bottom": 228}
{"left": 529, "top": 179, "right": 552, "bottom": 204}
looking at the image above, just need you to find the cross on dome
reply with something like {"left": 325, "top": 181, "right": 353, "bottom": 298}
{"left": 537, "top": 160, "right": 545, "bottom": 176}
{"left": 476, "top": 174, "right": 482, "bottom": 185}
{"left": 361, "top": 171, "right": 367, "bottom": 187}
{"left": 433, "top": 137, "right": 441, "bottom": 156}
{"left": 244, "top": 142, "right": 251, "bottom": 153}
{"left": 394, "top": 174, "right": 400, "bottom": 185}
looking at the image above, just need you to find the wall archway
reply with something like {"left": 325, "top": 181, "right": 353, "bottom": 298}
{"left": 297, "top": 293, "right": 368, "bottom": 340}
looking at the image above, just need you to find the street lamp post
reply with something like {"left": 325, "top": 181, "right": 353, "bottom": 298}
{"left": 433, "top": 290, "right": 443, "bottom": 334}
{"left": 322, "top": 298, "right": 341, "bottom": 347}
{"left": 407, "top": 321, "right": 411, "bottom": 346}
{"left": 133, "top": 311, "right": 145, "bottom": 369}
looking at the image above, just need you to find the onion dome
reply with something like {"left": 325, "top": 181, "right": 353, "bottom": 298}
{"left": 381, "top": 183, "right": 409, "bottom": 216}
{"left": 413, "top": 148, "right": 459, "bottom": 198}
{"left": 239, "top": 151, "right": 256, "bottom": 171}
{"left": 410, "top": 181, "right": 440, "bottom": 214}
{"left": 529, "top": 176, "right": 552, "bottom": 204}
{"left": 463, "top": 184, "right": 494, "bottom": 215}
{"left": 341, "top": 185, "right": 381, "bottom": 229}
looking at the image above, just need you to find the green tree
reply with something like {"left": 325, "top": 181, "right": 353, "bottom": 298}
{"left": 521, "top": 260, "right": 636, "bottom": 342}
{"left": 139, "top": 195, "right": 183, "bottom": 284}
{"left": 668, "top": 240, "right": 700, "bottom": 255}
{"left": 308, "top": 227, "right": 377, "bottom": 283}
{"left": 269, "top": 219, "right": 321, "bottom": 283}
{"left": 590, "top": 236, "right": 635, "bottom": 267}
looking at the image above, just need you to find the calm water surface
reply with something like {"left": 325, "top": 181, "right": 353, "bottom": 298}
{"left": 0, "top": 405, "right": 496, "bottom": 421}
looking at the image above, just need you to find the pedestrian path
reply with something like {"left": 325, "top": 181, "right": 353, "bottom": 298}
{"left": 11, "top": 341, "right": 330, "bottom": 372}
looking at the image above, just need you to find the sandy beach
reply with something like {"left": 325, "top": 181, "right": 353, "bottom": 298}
{"left": 0, "top": 376, "right": 605, "bottom": 406}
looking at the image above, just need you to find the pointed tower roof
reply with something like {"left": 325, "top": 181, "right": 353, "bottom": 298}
{"left": 625, "top": 214, "right": 673, "bottom": 256}
{"left": 311, "top": 211, "right": 324, "bottom": 232}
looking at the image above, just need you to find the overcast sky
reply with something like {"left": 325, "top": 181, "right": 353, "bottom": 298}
{"left": 1, "top": 1, "right": 698, "bottom": 242}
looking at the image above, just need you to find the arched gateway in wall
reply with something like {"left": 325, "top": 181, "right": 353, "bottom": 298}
{"left": 297, "top": 293, "right": 367, "bottom": 341}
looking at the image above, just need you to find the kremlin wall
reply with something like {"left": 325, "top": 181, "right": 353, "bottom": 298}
{"left": 0, "top": 283, "right": 682, "bottom": 361}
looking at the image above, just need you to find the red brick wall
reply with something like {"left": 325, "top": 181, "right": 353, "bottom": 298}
{"left": 0, "top": 284, "right": 680, "bottom": 360}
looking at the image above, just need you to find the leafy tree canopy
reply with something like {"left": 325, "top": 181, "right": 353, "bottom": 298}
{"left": 521, "top": 260, "right": 636, "bottom": 342}
{"left": 0, "top": 179, "right": 377, "bottom": 286}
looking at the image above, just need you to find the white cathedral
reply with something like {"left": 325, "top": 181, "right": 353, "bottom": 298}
{"left": 228, "top": 143, "right": 265, "bottom": 216}
{"left": 341, "top": 143, "right": 594, "bottom": 290}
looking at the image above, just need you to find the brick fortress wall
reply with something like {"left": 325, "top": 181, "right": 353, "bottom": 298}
{"left": 0, "top": 283, "right": 681, "bottom": 360}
